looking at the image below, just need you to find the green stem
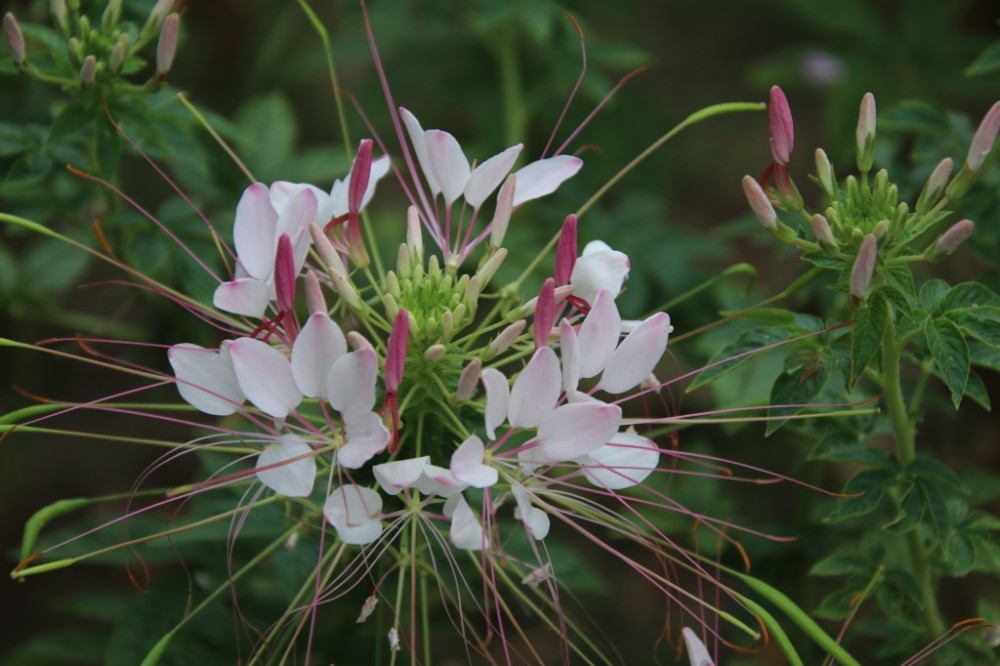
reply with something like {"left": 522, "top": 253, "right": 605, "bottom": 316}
{"left": 880, "top": 313, "right": 945, "bottom": 637}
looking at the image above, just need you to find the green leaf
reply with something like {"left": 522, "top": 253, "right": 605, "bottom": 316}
{"left": 883, "top": 263, "right": 916, "bottom": 310}
{"left": 885, "top": 484, "right": 924, "bottom": 534}
{"left": 235, "top": 92, "right": 297, "bottom": 180}
{"left": 0, "top": 121, "right": 33, "bottom": 157}
{"left": 809, "top": 552, "right": 869, "bottom": 577}
{"left": 971, "top": 343, "right": 1000, "bottom": 371}
{"left": 919, "top": 279, "right": 950, "bottom": 313}
{"left": 964, "top": 370, "right": 991, "bottom": 410}
{"left": 825, "top": 468, "right": 895, "bottom": 523}
{"left": 906, "top": 457, "right": 970, "bottom": 495}
{"left": 809, "top": 433, "right": 893, "bottom": 465}
{"left": 966, "top": 40, "right": 1000, "bottom": 76}
{"left": 46, "top": 100, "right": 94, "bottom": 147}
{"left": 926, "top": 317, "right": 970, "bottom": 409}
{"left": 943, "top": 533, "right": 977, "bottom": 576}
{"left": 850, "top": 292, "right": 888, "bottom": 388}
{"left": 801, "top": 251, "right": 845, "bottom": 270}
{"left": 686, "top": 327, "right": 790, "bottom": 392}
{"left": 941, "top": 282, "right": 1000, "bottom": 311}
{"left": 766, "top": 348, "right": 832, "bottom": 435}
{"left": 946, "top": 306, "right": 1000, "bottom": 349}
{"left": 95, "top": 118, "right": 121, "bottom": 177}
{"left": 815, "top": 587, "right": 861, "bottom": 620}
{"left": 918, "top": 478, "right": 951, "bottom": 535}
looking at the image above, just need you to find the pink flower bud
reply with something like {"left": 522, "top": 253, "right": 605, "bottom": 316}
{"left": 423, "top": 344, "right": 446, "bottom": 362}
{"left": 347, "top": 331, "right": 374, "bottom": 352}
{"left": 488, "top": 320, "right": 526, "bottom": 357}
{"left": 304, "top": 269, "right": 326, "bottom": 315}
{"left": 274, "top": 233, "right": 296, "bottom": 313}
{"left": 156, "top": 13, "right": 179, "bottom": 75}
{"left": 967, "top": 101, "right": 1000, "bottom": 171}
{"left": 742, "top": 175, "right": 777, "bottom": 230}
{"left": 385, "top": 309, "right": 409, "bottom": 393}
{"left": 349, "top": 139, "right": 374, "bottom": 214}
{"left": 79, "top": 54, "right": 97, "bottom": 88}
{"left": 533, "top": 278, "right": 555, "bottom": 350}
{"left": 810, "top": 213, "right": 836, "bottom": 249}
{"left": 475, "top": 247, "right": 506, "bottom": 288}
{"left": 768, "top": 85, "right": 794, "bottom": 165}
{"left": 815, "top": 148, "right": 835, "bottom": 195}
{"left": 932, "top": 219, "right": 974, "bottom": 257}
{"left": 554, "top": 214, "right": 578, "bottom": 287}
{"left": 917, "top": 157, "right": 953, "bottom": 212}
{"left": 455, "top": 358, "right": 482, "bottom": 402}
{"left": 148, "top": 0, "right": 174, "bottom": 28}
{"left": 856, "top": 92, "right": 876, "bottom": 172}
{"left": 406, "top": 205, "right": 423, "bottom": 258}
{"left": 489, "top": 174, "right": 516, "bottom": 248}
{"left": 3, "top": 13, "right": 24, "bottom": 66}
{"left": 849, "top": 234, "right": 878, "bottom": 299}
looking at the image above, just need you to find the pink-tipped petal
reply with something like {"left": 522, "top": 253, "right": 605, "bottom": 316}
{"left": 212, "top": 278, "right": 271, "bottom": 318}
{"left": 599, "top": 312, "right": 672, "bottom": 395}
{"left": 338, "top": 410, "right": 391, "bottom": 469}
{"left": 275, "top": 187, "right": 319, "bottom": 270}
{"left": 576, "top": 289, "right": 622, "bottom": 379}
{"left": 416, "top": 464, "right": 467, "bottom": 498}
{"left": 536, "top": 402, "right": 622, "bottom": 461}
{"left": 324, "top": 484, "right": 383, "bottom": 545}
{"left": 385, "top": 308, "right": 410, "bottom": 392}
{"left": 582, "top": 431, "right": 659, "bottom": 490}
{"left": 229, "top": 338, "right": 303, "bottom": 418}
{"left": 489, "top": 174, "right": 516, "bottom": 248}
{"left": 464, "top": 144, "right": 523, "bottom": 209}
{"left": 554, "top": 214, "right": 578, "bottom": 286}
{"left": 481, "top": 368, "right": 510, "bottom": 440}
{"left": 508, "top": 347, "right": 562, "bottom": 429}
{"left": 328, "top": 348, "right": 378, "bottom": 415}
{"left": 425, "top": 129, "right": 471, "bottom": 206}
{"left": 233, "top": 183, "right": 278, "bottom": 280}
{"left": 373, "top": 456, "right": 430, "bottom": 495}
{"left": 569, "top": 240, "right": 630, "bottom": 305}
{"left": 451, "top": 436, "right": 498, "bottom": 488}
{"left": 269, "top": 181, "right": 331, "bottom": 223}
{"left": 291, "top": 312, "right": 347, "bottom": 398}
{"left": 681, "top": 628, "right": 716, "bottom": 666}
{"left": 168, "top": 343, "right": 245, "bottom": 415}
{"left": 448, "top": 495, "right": 488, "bottom": 551}
{"left": 511, "top": 484, "right": 550, "bottom": 540}
{"left": 533, "top": 278, "right": 556, "bottom": 350}
{"left": 511, "top": 155, "right": 583, "bottom": 207}
{"left": 256, "top": 434, "right": 316, "bottom": 497}
{"left": 400, "top": 108, "right": 441, "bottom": 196}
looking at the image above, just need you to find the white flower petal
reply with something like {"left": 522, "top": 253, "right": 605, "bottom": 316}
{"left": 576, "top": 290, "right": 622, "bottom": 378}
{"left": 338, "top": 410, "right": 391, "bottom": 469}
{"left": 681, "top": 628, "right": 715, "bottom": 666}
{"left": 229, "top": 337, "right": 303, "bottom": 418}
{"left": 270, "top": 181, "right": 332, "bottom": 224}
{"left": 511, "top": 484, "right": 550, "bottom": 540}
{"left": 570, "top": 241, "right": 630, "bottom": 304}
{"left": 328, "top": 348, "right": 378, "bottom": 415}
{"left": 559, "top": 320, "right": 580, "bottom": 397}
{"left": 450, "top": 436, "right": 498, "bottom": 488}
{"left": 275, "top": 188, "right": 319, "bottom": 273}
{"left": 212, "top": 278, "right": 272, "bottom": 318}
{"left": 324, "top": 484, "right": 383, "bottom": 545}
{"left": 233, "top": 182, "right": 278, "bottom": 281}
{"left": 424, "top": 129, "right": 471, "bottom": 206}
{"left": 510, "top": 155, "right": 583, "bottom": 207}
{"left": 481, "top": 368, "right": 510, "bottom": 440}
{"left": 599, "top": 312, "right": 672, "bottom": 394}
{"left": 464, "top": 144, "right": 523, "bottom": 209}
{"left": 508, "top": 347, "right": 561, "bottom": 429}
{"left": 292, "top": 312, "right": 347, "bottom": 398}
{"left": 168, "top": 343, "right": 245, "bottom": 416}
{"left": 400, "top": 108, "right": 441, "bottom": 196}
{"left": 255, "top": 434, "right": 316, "bottom": 497}
{"left": 416, "top": 464, "right": 468, "bottom": 498}
{"left": 448, "top": 495, "right": 488, "bottom": 551}
{"left": 373, "top": 456, "right": 430, "bottom": 495}
{"left": 582, "top": 431, "right": 659, "bottom": 490}
{"left": 536, "top": 402, "right": 621, "bottom": 461}
{"left": 517, "top": 443, "right": 554, "bottom": 474}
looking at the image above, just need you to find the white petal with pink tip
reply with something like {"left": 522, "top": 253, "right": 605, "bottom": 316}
{"left": 450, "top": 436, "right": 498, "bottom": 488}
{"left": 508, "top": 347, "right": 561, "bottom": 429}
{"left": 681, "top": 628, "right": 715, "bottom": 666}
{"left": 464, "top": 144, "right": 523, "bottom": 209}
{"left": 510, "top": 155, "right": 583, "bottom": 207}
{"left": 229, "top": 338, "right": 302, "bottom": 419}
{"left": 481, "top": 368, "right": 510, "bottom": 440}
{"left": 292, "top": 312, "right": 347, "bottom": 398}
{"left": 576, "top": 290, "right": 622, "bottom": 378}
{"left": 212, "top": 278, "right": 271, "bottom": 318}
{"left": 373, "top": 456, "right": 430, "bottom": 495}
{"left": 324, "top": 484, "right": 383, "bottom": 546}
{"left": 327, "top": 348, "right": 378, "bottom": 415}
{"left": 448, "top": 495, "right": 488, "bottom": 551}
{"left": 168, "top": 343, "right": 245, "bottom": 416}
{"left": 599, "top": 312, "right": 672, "bottom": 394}
{"left": 582, "top": 431, "right": 659, "bottom": 490}
{"left": 255, "top": 435, "right": 316, "bottom": 497}
{"left": 511, "top": 484, "right": 550, "bottom": 540}
{"left": 425, "top": 129, "right": 470, "bottom": 206}
{"left": 536, "top": 402, "right": 621, "bottom": 461}
{"left": 338, "top": 410, "right": 390, "bottom": 469}
{"left": 233, "top": 183, "right": 278, "bottom": 280}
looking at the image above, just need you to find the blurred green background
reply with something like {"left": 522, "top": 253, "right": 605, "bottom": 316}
{"left": 2, "top": 0, "right": 1000, "bottom": 663}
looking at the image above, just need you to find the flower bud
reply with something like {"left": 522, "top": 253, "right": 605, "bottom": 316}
{"left": 533, "top": 278, "right": 555, "bottom": 350}
{"left": 406, "top": 205, "right": 423, "bottom": 261}
{"left": 929, "top": 219, "right": 974, "bottom": 259}
{"left": 395, "top": 243, "right": 410, "bottom": 278}
{"left": 303, "top": 269, "right": 326, "bottom": 315}
{"left": 423, "top": 344, "right": 446, "bottom": 363}
{"left": 156, "top": 13, "right": 179, "bottom": 75}
{"left": 554, "top": 214, "right": 578, "bottom": 287}
{"left": 52, "top": 0, "right": 69, "bottom": 33}
{"left": 849, "top": 234, "right": 877, "bottom": 300}
{"left": 916, "top": 157, "right": 952, "bottom": 213}
{"left": 873, "top": 219, "right": 889, "bottom": 240}
{"left": 79, "top": 54, "right": 97, "bottom": 88}
{"left": 349, "top": 139, "right": 373, "bottom": 214}
{"left": 3, "top": 13, "right": 25, "bottom": 66}
{"left": 814, "top": 148, "right": 836, "bottom": 197}
{"left": 347, "top": 331, "right": 374, "bottom": 352}
{"left": 68, "top": 37, "right": 82, "bottom": 63}
{"left": 742, "top": 175, "right": 777, "bottom": 230}
{"left": 810, "top": 214, "right": 837, "bottom": 251}
{"left": 109, "top": 40, "right": 125, "bottom": 74}
{"left": 101, "top": 0, "right": 122, "bottom": 32}
{"left": 147, "top": 0, "right": 174, "bottom": 29}
{"left": 475, "top": 247, "right": 506, "bottom": 288}
{"left": 967, "top": 101, "right": 1000, "bottom": 171}
{"left": 487, "top": 320, "right": 526, "bottom": 357}
{"left": 274, "top": 233, "right": 296, "bottom": 313}
{"left": 768, "top": 86, "right": 794, "bottom": 165}
{"left": 856, "top": 92, "right": 876, "bottom": 173}
{"left": 463, "top": 275, "right": 480, "bottom": 311}
{"left": 455, "top": 358, "right": 482, "bottom": 402}
{"left": 489, "top": 174, "right": 516, "bottom": 248}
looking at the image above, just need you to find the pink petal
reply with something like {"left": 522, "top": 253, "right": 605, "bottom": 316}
{"left": 464, "top": 144, "right": 522, "bottom": 209}
{"left": 536, "top": 402, "right": 621, "bottom": 461}
{"left": 385, "top": 308, "right": 410, "bottom": 392}
{"left": 450, "top": 436, "right": 498, "bottom": 488}
{"left": 554, "top": 214, "right": 577, "bottom": 286}
{"left": 291, "top": 312, "right": 347, "bottom": 398}
{"left": 212, "top": 278, "right": 270, "bottom": 318}
{"left": 425, "top": 129, "right": 471, "bottom": 206}
{"left": 598, "top": 312, "right": 672, "bottom": 394}
{"left": 400, "top": 108, "right": 441, "bottom": 196}
{"left": 229, "top": 338, "right": 303, "bottom": 418}
{"left": 328, "top": 348, "right": 378, "bottom": 415}
{"left": 168, "top": 343, "right": 245, "bottom": 415}
{"left": 511, "top": 484, "right": 550, "bottom": 540}
{"left": 576, "top": 289, "right": 621, "bottom": 378}
{"left": 338, "top": 410, "right": 390, "bottom": 469}
{"left": 256, "top": 434, "right": 316, "bottom": 497}
{"left": 373, "top": 456, "right": 430, "bottom": 495}
{"left": 681, "top": 628, "right": 716, "bottom": 666}
{"left": 569, "top": 240, "right": 630, "bottom": 305}
{"left": 533, "top": 278, "right": 555, "bottom": 350}
{"left": 233, "top": 182, "right": 278, "bottom": 281}
{"left": 508, "top": 347, "right": 561, "bottom": 429}
{"left": 481, "top": 368, "right": 510, "bottom": 440}
{"left": 511, "top": 155, "right": 583, "bottom": 207}
{"left": 582, "top": 431, "right": 659, "bottom": 490}
{"left": 324, "top": 484, "right": 383, "bottom": 545}
{"left": 448, "top": 495, "right": 488, "bottom": 551}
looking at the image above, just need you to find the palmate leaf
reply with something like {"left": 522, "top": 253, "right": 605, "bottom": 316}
{"left": 685, "top": 327, "right": 790, "bottom": 392}
{"left": 926, "top": 317, "right": 970, "bottom": 408}
{"left": 850, "top": 291, "right": 888, "bottom": 389}
{"left": 766, "top": 347, "right": 832, "bottom": 435}
{"left": 946, "top": 306, "right": 1000, "bottom": 349}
